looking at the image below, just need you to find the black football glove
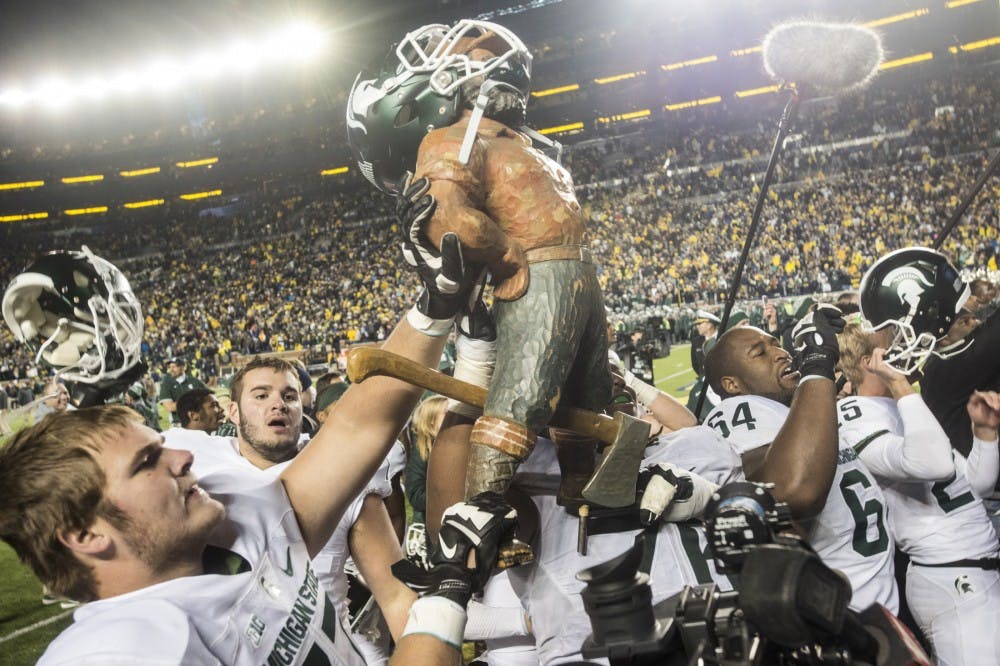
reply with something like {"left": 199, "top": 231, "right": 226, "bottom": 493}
{"left": 391, "top": 492, "right": 518, "bottom": 605}
{"left": 791, "top": 303, "right": 846, "bottom": 381}
{"left": 397, "top": 172, "right": 482, "bottom": 322}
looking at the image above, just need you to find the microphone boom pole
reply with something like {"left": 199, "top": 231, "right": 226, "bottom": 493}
{"left": 932, "top": 148, "right": 1000, "bottom": 250}
{"left": 694, "top": 89, "right": 800, "bottom": 418}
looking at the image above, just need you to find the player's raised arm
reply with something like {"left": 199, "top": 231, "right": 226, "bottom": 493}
{"left": 283, "top": 178, "right": 483, "bottom": 556}
{"left": 752, "top": 306, "right": 844, "bottom": 517}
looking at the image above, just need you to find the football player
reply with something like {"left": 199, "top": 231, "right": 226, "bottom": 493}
{"left": 860, "top": 247, "right": 1000, "bottom": 454}
{"left": 164, "top": 357, "right": 410, "bottom": 664}
{"left": 703, "top": 306, "right": 899, "bottom": 613}
{"left": 0, "top": 201, "right": 485, "bottom": 664}
{"left": 837, "top": 322, "right": 1000, "bottom": 664}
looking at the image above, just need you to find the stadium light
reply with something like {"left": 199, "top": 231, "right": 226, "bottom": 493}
{"left": 275, "top": 21, "right": 326, "bottom": 62}
{"left": 0, "top": 180, "right": 45, "bottom": 191}
{"left": 176, "top": 157, "right": 219, "bottom": 168}
{"left": 665, "top": 96, "right": 721, "bottom": 111}
{"left": 596, "top": 109, "right": 651, "bottom": 124}
{"left": 64, "top": 206, "right": 108, "bottom": 216}
{"left": 61, "top": 174, "right": 104, "bottom": 184}
{"left": 320, "top": 167, "right": 349, "bottom": 176}
{"left": 865, "top": 9, "right": 930, "bottom": 28}
{"left": 730, "top": 46, "right": 762, "bottom": 57}
{"left": 538, "top": 122, "right": 584, "bottom": 135}
{"left": 144, "top": 60, "right": 185, "bottom": 93}
{"left": 945, "top": 0, "right": 982, "bottom": 8}
{"left": 124, "top": 199, "right": 165, "bottom": 209}
{"left": 880, "top": 52, "right": 933, "bottom": 70}
{"left": 180, "top": 189, "right": 222, "bottom": 200}
{"left": 120, "top": 167, "right": 161, "bottom": 177}
{"left": 0, "top": 19, "right": 328, "bottom": 111}
{"left": 949, "top": 36, "right": 1000, "bottom": 52}
{"left": 661, "top": 55, "right": 718, "bottom": 71}
{"left": 36, "top": 78, "right": 73, "bottom": 109}
{"left": 0, "top": 212, "right": 48, "bottom": 223}
{"left": 531, "top": 83, "right": 580, "bottom": 98}
{"left": 594, "top": 71, "right": 645, "bottom": 84}
{"left": 0, "top": 87, "right": 30, "bottom": 109}
{"left": 734, "top": 85, "right": 781, "bottom": 98}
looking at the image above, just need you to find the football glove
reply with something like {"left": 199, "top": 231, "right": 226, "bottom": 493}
{"left": 791, "top": 303, "right": 845, "bottom": 381}
{"left": 398, "top": 172, "right": 483, "bottom": 326}
{"left": 392, "top": 492, "right": 518, "bottom": 606}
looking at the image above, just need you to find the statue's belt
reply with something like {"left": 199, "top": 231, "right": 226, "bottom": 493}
{"left": 525, "top": 244, "right": 593, "bottom": 264}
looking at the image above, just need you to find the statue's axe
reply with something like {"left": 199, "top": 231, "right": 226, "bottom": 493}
{"left": 348, "top": 346, "right": 650, "bottom": 507}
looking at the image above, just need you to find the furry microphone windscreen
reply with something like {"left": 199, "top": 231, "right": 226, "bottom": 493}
{"left": 762, "top": 21, "right": 884, "bottom": 95}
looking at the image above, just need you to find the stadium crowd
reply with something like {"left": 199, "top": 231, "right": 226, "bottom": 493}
{"left": 3, "top": 62, "right": 997, "bottom": 395}
{"left": 1, "top": 14, "right": 1000, "bottom": 666}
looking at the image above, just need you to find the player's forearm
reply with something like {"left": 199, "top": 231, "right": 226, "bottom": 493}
{"left": 350, "top": 496, "right": 418, "bottom": 639}
{"left": 761, "top": 379, "right": 838, "bottom": 517}
{"left": 644, "top": 393, "right": 698, "bottom": 432}
{"left": 896, "top": 394, "right": 955, "bottom": 481}
{"left": 284, "top": 319, "right": 447, "bottom": 556}
{"left": 965, "top": 435, "right": 999, "bottom": 497}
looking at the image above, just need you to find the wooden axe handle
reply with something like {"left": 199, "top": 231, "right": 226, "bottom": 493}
{"left": 347, "top": 346, "right": 621, "bottom": 443}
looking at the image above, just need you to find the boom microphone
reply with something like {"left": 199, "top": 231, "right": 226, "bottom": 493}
{"left": 693, "top": 22, "right": 883, "bottom": 418}
{"left": 762, "top": 21, "right": 884, "bottom": 94}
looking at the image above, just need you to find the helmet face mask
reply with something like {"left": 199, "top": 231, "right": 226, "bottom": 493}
{"left": 346, "top": 19, "right": 532, "bottom": 193}
{"left": 2, "top": 247, "right": 143, "bottom": 384}
{"left": 859, "top": 247, "right": 970, "bottom": 374}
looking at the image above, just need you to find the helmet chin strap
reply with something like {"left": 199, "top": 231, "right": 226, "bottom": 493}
{"left": 458, "top": 79, "right": 504, "bottom": 164}
{"left": 458, "top": 80, "right": 561, "bottom": 165}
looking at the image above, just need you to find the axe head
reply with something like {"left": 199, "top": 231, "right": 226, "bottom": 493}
{"left": 581, "top": 411, "right": 651, "bottom": 508}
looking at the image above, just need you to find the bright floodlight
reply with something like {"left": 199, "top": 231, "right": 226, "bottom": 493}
{"left": 0, "top": 87, "right": 29, "bottom": 108}
{"left": 281, "top": 21, "right": 326, "bottom": 61}
{"left": 0, "top": 18, "right": 328, "bottom": 111}
{"left": 36, "top": 78, "right": 73, "bottom": 109}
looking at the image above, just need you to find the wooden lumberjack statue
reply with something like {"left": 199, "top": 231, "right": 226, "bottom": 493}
{"left": 347, "top": 20, "right": 639, "bottom": 516}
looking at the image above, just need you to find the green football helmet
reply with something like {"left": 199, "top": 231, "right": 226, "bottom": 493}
{"left": 2, "top": 246, "right": 144, "bottom": 384}
{"left": 859, "top": 247, "right": 970, "bottom": 374}
{"left": 346, "top": 19, "right": 532, "bottom": 193}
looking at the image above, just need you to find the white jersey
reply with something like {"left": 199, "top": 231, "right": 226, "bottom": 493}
{"left": 705, "top": 395, "right": 898, "bottom": 613}
{"left": 838, "top": 396, "right": 999, "bottom": 564}
{"left": 504, "top": 431, "right": 734, "bottom": 665}
{"left": 164, "top": 428, "right": 404, "bottom": 664}
{"left": 40, "top": 474, "right": 366, "bottom": 665}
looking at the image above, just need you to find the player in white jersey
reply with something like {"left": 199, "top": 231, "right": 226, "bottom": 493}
{"left": 0, "top": 186, "right": 498, "bottom": 664}
{"left": 7, "top": 311, "right": 443, "bottom": 664}
{"left": 499, "top": 429, "right": 733, "bottom": 665}
{"left": 702, "top": 308, "right": 898, "bottom": 613}
{"left": 837, "top": 323, "right": 1000, "bottom": 665}
{"left": 165, "top": 411, "right": 408, "bottom": 664}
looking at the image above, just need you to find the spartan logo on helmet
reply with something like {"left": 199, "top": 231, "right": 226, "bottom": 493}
{"left": 859, "top": 247, "right": 970, "bottom": 375}
{"left": 880, "top": 265, "right": 935, "bottom": 321}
